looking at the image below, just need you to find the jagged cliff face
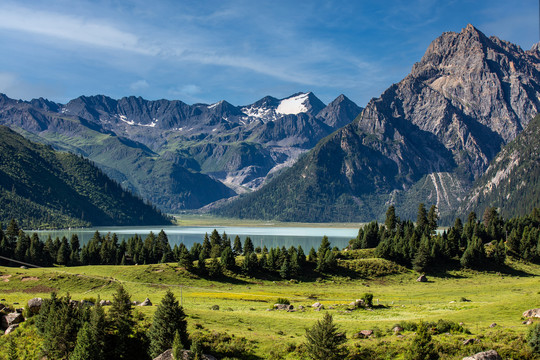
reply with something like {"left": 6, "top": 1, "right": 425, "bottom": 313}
{"left": 216, "top": 25, "right": 540, "bottom": 222}
{"left": 459, "top": 114, "right": 540, "bottom": 218}
{"left": 0, "top": 92, "right": 361, "bottom": 212}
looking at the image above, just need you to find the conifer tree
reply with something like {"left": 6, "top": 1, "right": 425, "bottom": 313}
{"left": 308, "top": 247, "right": 317, "bottom": 262}
{"left": 172, "top": 330, "right": 183, "bottom": 360}
{"left": 406, "top": 321, "right": 438, "bottom": 360}
{"left": 108, "top": 286, "right": 134, "bottom": 359}
{"left": 385, "top": 205, "right": 397, "bottom": 231}
{"left": 220, "top": 247, "right": 235, "bottom": 270}
{"left": 243, "top": 237, "right": 254, "bottom": 255}
{"left": 233, "top": 235, "right": 243, "bottom": 256}
{"left": 305, "top": 313, "right": 346, "bottom": 360}
{"left": 208, "top": 257, "right": 222, "bottom": 278}
{"left": 148, "top": 290, "right": 188, "bottom": 358}
{"left": 280, "top": 257, "right": 291, "bottom": 279}
{"left": 417, "top": 203, "right": 428, "bottom": 231}
{"left": 197, "top": 251, "right": 207, "bottom": 275}
{"left": 71, "top": 322, "right": 97, "bottom": 360}
{"left": 178, "top": 247, "right": 193, "bottom": 271}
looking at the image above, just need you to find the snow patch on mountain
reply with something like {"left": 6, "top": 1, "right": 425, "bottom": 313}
{"left": 276, "top": 93, "right": 309, "bottom": 115}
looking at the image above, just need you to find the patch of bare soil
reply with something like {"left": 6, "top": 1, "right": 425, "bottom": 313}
{"left": 21, "top": 277, "right": 39, "bottom": 282}
{"left": 22, "top": 285, "right": 57, "bottom": 294}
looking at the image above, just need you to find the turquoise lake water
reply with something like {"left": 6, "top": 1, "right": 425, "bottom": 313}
{"left": 34, "top": 225, "right": 360, "bottom": 250}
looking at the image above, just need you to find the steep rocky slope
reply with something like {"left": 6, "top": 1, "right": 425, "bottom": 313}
{"left": 460, "top": 114, "right": 540, "bottom": 218}
{"left": 216, "top": 25, "right": 540, "bottom": 222}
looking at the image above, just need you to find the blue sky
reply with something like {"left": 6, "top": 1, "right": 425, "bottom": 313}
{"left": 0, "top": 0, "right": 537, "bottom": 106}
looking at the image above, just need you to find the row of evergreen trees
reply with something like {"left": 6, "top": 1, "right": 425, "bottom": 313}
{"left": 352, "top": 204, "right": 540, "bottom": 272}
{"left": 2, "top": 205, "right": 539, "bottom": 275}
{"left": 31, "top": 286, "right": 188, "bottom": 360}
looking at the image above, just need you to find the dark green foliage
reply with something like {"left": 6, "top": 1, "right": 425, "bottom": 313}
{"left": 220, "top": 247, "right": 235, "bottom": 270}
{"left": 406, "top": 321, "right": 439, "bottom": 360}
{"left": 527, "top": 323, "right": 540, "bottom": 353}
{"left": 108, "top": 286, "right": 135, "bottom": 359}
{"left": 304, "top": 313, "right": 347, "bottom": 360}
{"left": 362, "top": 293, "right": 373, "bottom": 308}
{"left": 7, "top": 336, "right": 17, "bottom": 360}
{"left": 460, "top": 236, "right": 486, "bottom": 269}
{"left": 190, "top": 330, "right": 255, "bottom": 359}
{"left": 385, "top": 205, "right": 397, "bottom": 231}
{"left": 172, "top": 330, "right": 183, "bottom": 360}
{"left": 0, "top": 126, "right": 170, "bottom": 228}
{"left": 35, "top": 293, "right": 87, "bottom": 359}
{"left": 243, "top": 237, "right": 254, "bottom": 255}
{"left": 276, "top": 298, "right": 290, "bottom": 305}
{"left": 232, "top": 235, "right": 242, "bottom": 256}
{"left": 71, "top": 322, "right": 98, "bottom": 360}
{"left": 178, "top": 247, "right": 193, "bottom": 271}
{"left": 148, "top": 290, "right": 188, "bottom": 358}
{"left": 208, "top": 257, "right": 222, "bottom": 278}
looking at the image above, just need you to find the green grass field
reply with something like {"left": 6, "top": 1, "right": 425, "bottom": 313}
{"left": 1, "top": 257, "right": 540, "bottom": 359}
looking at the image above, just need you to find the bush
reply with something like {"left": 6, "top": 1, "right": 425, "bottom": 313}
{"left": 362, "top": 293, "right": 373, "bottom": 308}
{"left": 276, "top": 298, "right": 290, "bottom": 305}
{"left": 527, "top": 323, "right": 540, "bottom": 353}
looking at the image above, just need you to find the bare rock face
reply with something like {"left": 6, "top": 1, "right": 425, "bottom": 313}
{"left": 139, "top": 298, "right": 152, "bottom": 306}
{"left": 463, "top": 349, "right": 502, "bottom": 360}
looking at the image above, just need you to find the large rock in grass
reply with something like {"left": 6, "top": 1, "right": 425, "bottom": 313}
{"left": 139, "top": 298, "right": 152, "bottom": 306}
{"left": 416, "top": 274, "right": 427, "bottom": 282}
{"left": 1, "top": 312, "right": 24, "bottom": 330}
{"left": 523, "top": 308, "right": 540, "bottom": 318}
{"left": 27, "top": 297, "right": 43, "bottom": 314}
{"left": 153, "top": 349, "right": 217, "bottom": 360}
{"left": 274, "top": 304, "right": 293, "bottom": 311}
{"left": 4, "top": 323, "right": 19, "bottom": 335}
{"left": 463, "top": 350, "right": 502, "bottom": 360}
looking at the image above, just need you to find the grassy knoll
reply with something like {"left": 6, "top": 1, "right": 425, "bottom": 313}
{"left": 1, "top": 258, "right": 540, "bottom": 359}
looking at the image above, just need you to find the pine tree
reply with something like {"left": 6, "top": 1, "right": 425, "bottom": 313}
{"left": 406, "top": 321, "right": 438, "bottom": 360}
{"left": 233, "top": 235, "right": 243, "bottom": 256}
{"left": 208, "top": 257, "right": 222, "bottom": 278}
{"left": 197, "top": 251, "right": 207, "bottom": 275}
{"left": 71, "top": 322, "right": 97, "bottom": 360}
{"left": 108, "top": 286, "right": 134, "bottom": 359}
{"left": 178, "top": 247, "right": 193, "bottom": 271}
{"left": 427, "top": 205, "right": 439, "bottom": 233}
{"left": 385, "top": 205, "right": 397, "bottom": 231}
{"left": 305, "top": 313, "right": 346, "bottom": 360}
{"left": 148, "top": 290, "right": 188, "bottom": 358}
{"left": 280, "top": 257, "right": 291, "bottom": 279}
{"left": 220, "top": 247, "right": 235, "bottom": 270}
{"left": 308, "top": 247, "right": 317, "bottom": 262}
{"left": 417, "top": 203, "right": 428, "bottom": 231}
{"left": 243, "top": 237, "right": 254, "bottom": 255}
{"left": 172, "top": 330, "right": 183, "bottom": 360}
{"left": 318, "top": 236, "right": 331, "bottom": 255}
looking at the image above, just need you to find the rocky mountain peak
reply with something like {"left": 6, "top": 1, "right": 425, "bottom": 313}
{"left": 317, "top": 94, "right": 363, "bottom": 129}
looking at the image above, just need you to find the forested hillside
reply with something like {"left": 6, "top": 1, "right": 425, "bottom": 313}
{"left": 0, "top": 126, "right": 171, "bottom": 228}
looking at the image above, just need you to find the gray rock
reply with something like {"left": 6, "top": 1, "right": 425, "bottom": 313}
{"left": 392, "top": 326, "right": 403, "bottom": 333}
{"left": 139, "top": 298, "right": 152, "bottom": 306}
{"left": 489, "top": 322, "right": 497, "bottom": 328}
{"left": 523, "top": 308, "right": 540, "bottom": 318}
{"left": 99, "top": 300, "right": 112, "bottom": 306}
{"left": 27, "top": 297, "right": 43, "bottom": 314}
{"left": 274, "top": 304, "right": 293, "bottom": 311}
{"left": 153, "top": 348, "right": 217, "bottom": 360}
{"left": 4, "top": 323, "right": 19, "bottom": 335}
{"left": 417, "top": 274, "right": 427, "bottom": 282}
{"left": 210, "top": 305, "right": 219, "bottom": 311}
{"left": 354, "top": 330, "right": 373, "bottom": 338}
{"left": 463, "top": 350, "right": 502, "bottom": 360}
{"left": 1, "top": 312, "right": 24, "bottom": 330}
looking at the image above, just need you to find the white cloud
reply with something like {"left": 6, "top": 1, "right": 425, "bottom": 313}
{"left": 0, "top": 4, "right": 153, "bottom": 55}
{"left": 130, "top": 79, "right": 149, "bottom": 91}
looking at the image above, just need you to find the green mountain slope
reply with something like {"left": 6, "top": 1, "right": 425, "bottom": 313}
{"left": 460, "top": 114, "right": 540, "bottom": 218}
{"left": 0, "top": 126, "right": 171, "bottom": 228}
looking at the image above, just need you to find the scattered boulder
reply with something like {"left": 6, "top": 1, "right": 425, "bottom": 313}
{"left": 27, "top": 297, "right": 43, "bottom": 314}
{"left": 139, "top": 298, "right": 152, "bottom": 306}
{"left": 417, "top": 274, "right": 427, "bottom": 282}
{"left": 4, "top": 323, "right": 19, "bottom": 335}
{"left": 350, "top": 299, "right": 366, "bottom": 308}
{"left": 392, "top": 326, "right": 403, "bottom": 334}
{"left": 523, "top": 319, "right": 534, "bottom": 325}
{"left": 523, "top": 308, "right": 540, "bottom": 318}
{"left": 489, "top": 323, "right": 497, "bottom": 328}
{"left": 153, "top": 348, "right": 217, "bottom": 360}
{"left": 210, "top": 305, "right": 219, "bottom": 311}
{"left": 463, "top": 350, "right": 502, "bottom": 360}
{"left": 274, "top": 304, "right": 293, "bottom": 311}
{"left": 132, "top": 301, "right": 141, "bottom": 305}
{"left": 353, "top": 330, "right": 373, "bottom": 339}
{"left": 99, "top": 300, "right": 112, "bottom": 306}
{"left": 298, "top": 305, "right": 305, "bottom": 310}
{"left": 312, "top": 302, "right": 324, "bottom": 310}
{"left": 1, "top": 312, "right": 24, "bottom": 330}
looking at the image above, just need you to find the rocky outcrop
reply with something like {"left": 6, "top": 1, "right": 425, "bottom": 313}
{"left": 523, "top": 308, "right": 540, "bottom": 318}
{"left": 139, "top": 298, "right": 152, "bottom": 306}
{"left": 27, "top": 297, "right": 43, "bottom": 314}
{"left": 1, "top": 312, "right": 24, "bottom": 330}
{"left": 463, "top": 350, "right": 502, "bottom": 360}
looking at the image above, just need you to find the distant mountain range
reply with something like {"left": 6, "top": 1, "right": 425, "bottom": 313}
{"left": 1, "top": 24, "right": 538, "bottom": 224}
{"left": 0, "top": 92, "right": 362, "bottom": 212}
{"left": 214, "top": 24, "right": 540, "bottom": 222}
{"left": 0, "top": 126, "right": 170, "bottom": 228}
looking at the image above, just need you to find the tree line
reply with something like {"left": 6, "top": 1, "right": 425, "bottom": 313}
{"left": 1, "top": 204, "right": 540, "bottom": 275}
{"left": 352, "top": 204, "right": 540, "bottom": 272}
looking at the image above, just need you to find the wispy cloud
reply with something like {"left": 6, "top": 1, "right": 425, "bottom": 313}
{"left": 0, "top": 4, "right": 153, "bottom": 55}
{"left": 130, "top": 79, "right": 149, "bottom": 91}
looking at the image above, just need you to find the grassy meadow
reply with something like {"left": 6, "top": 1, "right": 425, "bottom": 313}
{"left": 1, "top": 255, "right": 540, "bottom": 359}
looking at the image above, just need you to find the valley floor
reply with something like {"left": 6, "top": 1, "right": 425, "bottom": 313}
{"left": 1, "top": 259, "right": 540, "bottom": 359}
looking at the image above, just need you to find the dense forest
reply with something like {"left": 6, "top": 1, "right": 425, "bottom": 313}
{"left": 1, "top": 205, "right": 540, "bottom": 277}
{"left": 0, "top": 126, "right": 171, "bottom": 229}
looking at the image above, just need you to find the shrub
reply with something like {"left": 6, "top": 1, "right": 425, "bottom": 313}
{"left": 527, "top": 323, "right": 540, "bottom": 353}
{"left": 362, "top": 293, "right": 373, "bottom": 307}
{"left": 276, "top": 298, "right": 290, "bottom": 305}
